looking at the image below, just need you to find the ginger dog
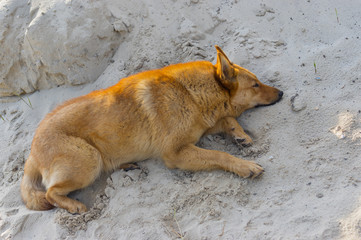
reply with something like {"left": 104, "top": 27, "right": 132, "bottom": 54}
{"left": 21, "top": 46, "right": 283, "bottom": 213}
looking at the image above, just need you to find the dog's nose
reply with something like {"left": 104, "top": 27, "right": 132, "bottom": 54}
{"left": 278, "top": 91, "right": 284, "bottom": 98}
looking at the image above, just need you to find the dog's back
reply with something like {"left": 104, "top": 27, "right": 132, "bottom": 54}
{"left": 42, "top": 61, "right": 228, "bottom": 164}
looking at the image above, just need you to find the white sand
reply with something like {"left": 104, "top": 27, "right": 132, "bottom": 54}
{"left": 1, "top": 0, "right": 361, "bottom": 239}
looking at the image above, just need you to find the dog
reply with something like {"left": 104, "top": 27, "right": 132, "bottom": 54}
{"left": 21, "top": 46, "right": 283, "bottom": 213}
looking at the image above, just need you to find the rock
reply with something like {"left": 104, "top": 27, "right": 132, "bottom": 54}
{"left": 316, "top": 193, "right": 324, "bottom": 198}
{"left": 0, "top": 0, "right": 124, "bottom": 97}
{"left": 113, "top": 20, "right": 128, "bottom": 33}
{"left": 290, "top": 94, "right": 307, "bottom": 112}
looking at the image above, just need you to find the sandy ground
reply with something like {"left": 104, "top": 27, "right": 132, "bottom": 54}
{"left": 1, "top": 0, "right": 361, "bottom": 239}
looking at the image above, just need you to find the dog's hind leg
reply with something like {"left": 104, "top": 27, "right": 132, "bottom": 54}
{"left": 205, "top": 117, "right": 253, "bottom": 147}
{"left": 46, "top": 181, "right": 88, "bottom": 213}
{"left": 162, "top": 144, "right": 264, "bottom": 178}
{"left": 44, "top": 137, "right": 103, "bottom": 213}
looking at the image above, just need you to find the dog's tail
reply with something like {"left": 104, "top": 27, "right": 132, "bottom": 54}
{"left": 20, "top": 156, "right": 54, "bottom": 211}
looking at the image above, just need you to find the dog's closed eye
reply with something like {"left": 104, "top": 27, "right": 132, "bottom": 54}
{"left": 252, "top": 83, "right": 260, "bottom": 88}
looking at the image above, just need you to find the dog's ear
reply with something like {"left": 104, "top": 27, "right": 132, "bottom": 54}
{"left": 215, "top": 45, "right": 237, "bottom": 90}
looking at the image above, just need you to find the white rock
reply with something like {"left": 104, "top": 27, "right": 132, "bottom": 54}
{"left": 0, "top": 0, "right": 124, "bottom": 97}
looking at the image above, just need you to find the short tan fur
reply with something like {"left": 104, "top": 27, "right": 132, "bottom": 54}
{"left": 21, "top": 46, "right": 283, "bottom": 213}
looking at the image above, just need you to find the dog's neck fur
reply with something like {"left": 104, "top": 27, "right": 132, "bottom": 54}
{"left": 163, "top": 61, "right": 241, "bottom": 127}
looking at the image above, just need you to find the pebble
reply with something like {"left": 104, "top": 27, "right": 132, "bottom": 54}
{"left": 290, "top": 94, "right": 307, "bottom": 112}
{"left": 113, "top": 20, "right": 128, "bottom": 33}
{"left": 97, "top": 203, "right": 105, "bottom": 209}
{"left": 84, "top": 213, "right": 93, "bottom": 222}
{"left": 316, "top": 193, "right": 324, "bottom": 198}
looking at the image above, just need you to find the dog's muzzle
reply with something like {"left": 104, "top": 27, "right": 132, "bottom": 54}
{"left": 255, "top": 90, "right": 283, "bottom": 108}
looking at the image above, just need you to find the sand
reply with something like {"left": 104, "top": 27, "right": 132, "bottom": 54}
{"left": 1, "top": 0, "right": 361, "bottom": 239}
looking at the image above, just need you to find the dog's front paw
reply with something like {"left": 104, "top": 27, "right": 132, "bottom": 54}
{"left": 68, "top": 202, "right": 87, "bottom": 214}
{"left": 234, "top": 136, "right": 253, "bottom": 147}
{"left": 233, "top": 160, "right": 264, "bottom": 179}
{"left": 247, "top": 162, "right": 264, "bottom": 179}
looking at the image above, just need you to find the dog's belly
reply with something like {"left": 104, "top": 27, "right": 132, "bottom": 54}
{"left": 87, "top": 127, "right": 158, "bottom": 171}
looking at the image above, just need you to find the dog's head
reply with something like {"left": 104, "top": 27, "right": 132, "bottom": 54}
{"left": 215, "top": 45, "right": 283, "bottom": 111}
